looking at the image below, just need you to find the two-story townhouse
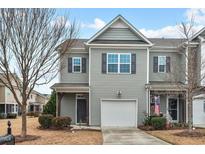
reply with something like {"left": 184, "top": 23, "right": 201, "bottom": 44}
{"left": 27, "top": 90, "right": 49, "bottom": 113}
{"left": 51, "top": 15, "right": 203, "bottom": 127}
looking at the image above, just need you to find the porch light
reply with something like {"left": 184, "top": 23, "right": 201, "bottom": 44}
{"left": 117, "top": 90, "right": 122, "bottom": 97}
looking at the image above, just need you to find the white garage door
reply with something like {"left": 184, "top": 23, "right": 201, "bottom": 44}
{"left": 101, "top": 99, "right": 138, "bottom": 127}
{"left": 193, "top": 99, "right": 205, "bottom": 125}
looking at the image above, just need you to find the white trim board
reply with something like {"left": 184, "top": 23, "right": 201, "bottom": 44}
{"left": 88, "top": 47, "right": 91, "bottom": 125}
{"left": 166, "top": 95, "right": 179, "bottom": 123}
{"left": 75, "top": 94, "right": 87, "bottom": 124}
{"left": 86, "top": 43, "right": 152, "bottom": 47}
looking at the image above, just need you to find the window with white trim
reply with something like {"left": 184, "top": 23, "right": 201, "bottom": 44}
{"left": 158, "top": 56, "right": 166, "bottom": 73}
{"left": 72, "top": 57, "right": 81, "bottom": 73}
{"left": 107, "top": 53, "right": 131, "bottom": 73}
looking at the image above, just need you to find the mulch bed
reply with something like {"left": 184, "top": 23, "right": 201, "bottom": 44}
{"left": 15, "top": 135, "right": 41, "bottom": 143}
{"left": 138, "top": 125, "right": 188, "bottom": 131}
{"left": 138, "top": 125, "right": 155, "bottom": 131}
{"left": 174, "top": 130, "right": 205, "bottom": 137}
{"left": 37, "top": 126, "right": 73, "bottom": 131}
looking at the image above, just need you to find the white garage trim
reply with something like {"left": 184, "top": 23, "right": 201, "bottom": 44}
{"left": 100, "top": 98, "right": 138, "bottom": 127}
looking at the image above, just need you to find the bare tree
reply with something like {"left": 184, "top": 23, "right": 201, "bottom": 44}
{"left": 0, "top": 8, "right": 78, "bottom": 138}
{"left": 170, "top": 17, "right": 205, "bottom": 132}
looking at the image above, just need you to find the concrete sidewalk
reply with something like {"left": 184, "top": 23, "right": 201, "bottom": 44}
{"left": 102, "top": 128, "right": 170, "bottom": 145}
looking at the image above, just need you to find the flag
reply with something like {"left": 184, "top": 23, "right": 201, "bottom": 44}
{"left": 154, "top": 96, "right": 160, "bottom": 115}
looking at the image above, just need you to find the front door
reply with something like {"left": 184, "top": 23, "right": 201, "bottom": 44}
{"left": 77, "top": 99, "right": 87, "bottom": 123}
{"left": 168, "top": 97, "right": 178, "bottom": 122}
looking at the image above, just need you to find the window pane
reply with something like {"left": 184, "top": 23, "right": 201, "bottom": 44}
{"left": 168, "top": 110, "right": 177, "bottom": 120}
{"left": 74, "top": 58, "right": 81, "bottom": 65}
{"left": 74, "top": 66, "right": 81, "bottom": 72}
{"left": 120, "top": 54, "right": 130, "bottom": 63}
{"left": 159, "top": 65, "right": 165, "bottom": 72}
{"left": 120, "top": 64, "right": 130, "bottom": 73}
{"left": 108, "top": 64, "right": 118, "bottom": 73}
{"left": 108, "top": 54, "right": 118, "bottom": 63}
{"left": 158, "top": 56, "right": 166, "bottom": 65}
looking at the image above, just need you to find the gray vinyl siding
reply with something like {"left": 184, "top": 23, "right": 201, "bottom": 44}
{"left": 95, "top": 28, "right": 141, "bottom": 40}
{"left": 159, "top": 95, "right": 166, "bottom": 114}
{"left": 178, "top": 51, "right": 186, "bottom": 83}
{"left": 90, "top": 48, "right": 148, "bottom": 126}
{"left": 196, "top": 45, "right": 202, "bottom": 85}
{"left": 60, "top": 52, "right": 89, "bottom": 83}
{"left": 60, "top": 93, "right": 76, "bottom": 124}
{"left": 149, "top": 51, "right": 185, "bottom": 82}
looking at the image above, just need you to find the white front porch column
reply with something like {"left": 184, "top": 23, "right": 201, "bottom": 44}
{"left": 146, "top": 89, "right": 150, "bottom": 116}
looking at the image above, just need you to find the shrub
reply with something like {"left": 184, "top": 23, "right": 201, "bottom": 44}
{"left": 43, "top": 91, "right": 56, "bottom": 116}
{"left": 52, "top": 116, "right": 72, "bottom": 129}
{"left": 34, "top": 112, "right": 40, "bottom": 117}
{"left": 172, "top": 122, "right": 189, "bottom": 129}
{"left": 143, "top": 116, "right": 152, "bottom": 126}
{"left": 27, "top": 112, "right": 40, "bottom": 117}
{"left": 0, "top": 113, "right": 6, "bottom": 119}
{"left": 38, "top": 114, "right": 53, "bottom": 128}
{"left": 150, "top": 117, "right": 166, "bottom": 130}
{"left": 27, "top": 112, "right": 34, "bottom": 116}
{"left": 7, "top": 113, "right": 17, "bottom": 119}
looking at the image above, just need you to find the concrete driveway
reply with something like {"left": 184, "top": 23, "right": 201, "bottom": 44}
{"left": 102, "top": 128, "right": 170, "bottom": 145}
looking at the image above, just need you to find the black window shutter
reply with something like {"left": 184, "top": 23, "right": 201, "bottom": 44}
{"left": 82, "top": 58, "right": 86, "bottom": 73}
{"left": 153, "top": 56, "right": 158, "bottom": 73}
{"left": 68, "top": 58, "right": 72, "bottom": 73}
{"left": 102, "top": 53, "right": 107, "bottom": 73}
{"left": 166, "top": 56, "right": 171, "bottom": 73}
{"left": 131, "top": 54, "right": 136, "bottom": 74}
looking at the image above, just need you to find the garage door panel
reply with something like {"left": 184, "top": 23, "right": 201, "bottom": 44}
{"left": 193, "top": 100, "right": 205, "bottom": 125}
{"left": 101, "top": 100, "right": 137, "bottom": 127}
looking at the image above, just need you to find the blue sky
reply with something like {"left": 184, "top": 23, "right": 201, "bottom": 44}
{"left": 36, "top": 8, "right": 205, "bottom": 94}
{"left": 55, "top": 8, "right": 204, "bottom": 38}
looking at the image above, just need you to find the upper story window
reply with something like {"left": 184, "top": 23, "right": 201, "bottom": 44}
{"left": 153, "top": 56, "right": 170, "bottom": 73}
{"left": 107, "top": 53, "right": 131, "bottom": 74}
{"left": 72, "top": 57, "right": 82, "bottom": 73}
{"left": 158, "top": 56, "right": 166, "bottom": 72}
{"left": 68, "top": 57, "right": 86, "bottom": 73}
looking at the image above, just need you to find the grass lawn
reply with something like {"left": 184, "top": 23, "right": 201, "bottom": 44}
{"left": 146, "top": 129, "right": 205, "bottom": 145}
{"left": 0, "top": 117, "right": 102, "bottom": 145}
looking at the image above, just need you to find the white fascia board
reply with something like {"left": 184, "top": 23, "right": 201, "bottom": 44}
{"left": 89, "top": 46, "right": 148, "bottom": 50}
{"left": 70, "top": 48, "right": 86, "bottom": 50}
{"left": 88, "top": 47, "right": 91, "bottom": 86}
{"left": 178, "top": 41, "right": 199, "bottom": 48}
{"left": 85, "top": 43, "right": 152, "bottom": 47}
{"left": 190, "top": 27, "right": 205, "bottom": 41}
{"left": 146, "top": 47, "right": 149, "bottom": 84}
{"left": 151, "top": 46, "right": 178, "bottom": 49}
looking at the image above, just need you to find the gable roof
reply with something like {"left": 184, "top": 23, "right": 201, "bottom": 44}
{"left": 66, "top": 38, "right": 184, "bottom": 49}
{"left": 150, "top": 38, "right": 185, "bottom": 48}
{"left": 86, "top": 15, "right": 153, "bottom": 46}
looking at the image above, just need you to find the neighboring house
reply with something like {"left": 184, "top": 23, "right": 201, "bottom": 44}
{"left": 0, "top": 76, "right": 49, "bottom": 116}
{"left": 51, "top": 15, "right": 204, "bottom": 127}
{"left": 0, "top": 83, "right": 19, "bottom": 116}
{"left": 27, "top": 90, "right": 49, "bottom": 113}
